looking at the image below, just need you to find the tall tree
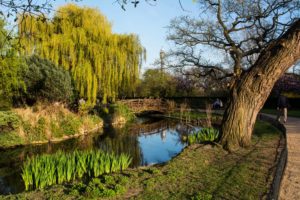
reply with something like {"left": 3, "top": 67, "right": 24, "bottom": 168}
{"left": 18, "top": 4, "right": 145, "bottom": 105}
{"left": 0, "top": 19, "right": 25, "bottom": 108}
{"left": 167, "top": 0, "right": 300, "bottom": 150}
{"left": 0, "top": 0, "right": 64, "bottom": 46}
{"left": 137, "top": 69, "right": 176, "bottom": 97}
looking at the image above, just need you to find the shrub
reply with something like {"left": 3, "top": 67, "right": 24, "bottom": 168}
{"left": 111, "top": 103, "right": 135, "bottom": 122}
{"left": 0, "top": 131, "right": 25, "bottom": 148}
{"left": 0, "top": 111, "right": 21, "bottom": 132}
{"left": 20, "top": 55, "right": 74, "bottom": 104}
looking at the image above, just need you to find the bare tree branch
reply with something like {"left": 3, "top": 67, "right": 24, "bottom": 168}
{"left": 167, "top": 0, "right": 300, "bottom": 83}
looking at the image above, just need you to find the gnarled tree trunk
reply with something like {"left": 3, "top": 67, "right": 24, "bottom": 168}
{"left": 221, "top": 20, "right": 300, "bottom": 151}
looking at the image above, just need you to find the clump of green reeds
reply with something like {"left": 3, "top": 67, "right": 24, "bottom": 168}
{"left": 187, "top": 127, "right": 220, "bottom": 145}
{"left": 21, "top": 150, "right": 132, "bottom": 191}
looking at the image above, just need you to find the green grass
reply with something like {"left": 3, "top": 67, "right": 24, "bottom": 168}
{"left": 261, "top": 108, "right": 300, "bottom": 118}
{"left": 5, "top": 120, "right": 282, "bottom": 200}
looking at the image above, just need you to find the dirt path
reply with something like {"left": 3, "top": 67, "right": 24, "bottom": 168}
{"left": 279, "top": 116, "right": 300, "bottom": 200}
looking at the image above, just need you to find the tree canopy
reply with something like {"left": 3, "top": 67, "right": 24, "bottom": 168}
{"left": 137, "top": 69, "right": 176, "bottom": 98}
{"left": 18, "top": 4, "right": 145, "bottom": 105}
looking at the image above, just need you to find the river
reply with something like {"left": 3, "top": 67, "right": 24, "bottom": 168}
{"left": 0, "top": 116, "right": 200, "bottom": 194}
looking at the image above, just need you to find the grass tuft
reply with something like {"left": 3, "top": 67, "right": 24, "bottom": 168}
{"left": 187, "top": 127, "right": 220, "bottom": 145}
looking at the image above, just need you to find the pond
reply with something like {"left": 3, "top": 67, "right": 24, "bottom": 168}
{"left": 0, "top": 117, "right": 200, "bottom": 194}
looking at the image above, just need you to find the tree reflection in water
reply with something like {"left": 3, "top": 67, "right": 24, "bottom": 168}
{"left": 0, "top": 117, "right": 200, "bottom": 194}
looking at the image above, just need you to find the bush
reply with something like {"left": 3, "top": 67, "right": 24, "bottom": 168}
{"left": 0, "top": 111, "right": 23, "bottom": 148}
{"left": 0, "top": 111, "right": 21, "bottom": 132}
{"left": 111, "top": 103, "right": 135, "bottom": 122}
{"left": 0, "top": 132, "right": 25, "bottom": 148}
{"left": 19, "top": 55, "right": 74, "bottom": 104}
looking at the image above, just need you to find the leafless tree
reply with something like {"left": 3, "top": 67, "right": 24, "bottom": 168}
{"left": 167, "top": 0, "right": 300, "bottom": 150}
{"left": 168, "top": 0, "right": 299, "bottom": 79}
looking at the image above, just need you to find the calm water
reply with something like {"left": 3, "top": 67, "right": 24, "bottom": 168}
{"left": 0, "top": 117, "right": 199, "bottom": 194}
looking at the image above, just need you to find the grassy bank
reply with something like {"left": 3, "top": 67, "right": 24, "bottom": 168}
{"left": 2, "top": 120, "right": 282, "bottom": 199}
{"left": 0, "top": 104, "right": 103, "bottom": 148}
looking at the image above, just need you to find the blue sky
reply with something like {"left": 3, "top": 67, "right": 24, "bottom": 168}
{"left": 52, "top": 0, "right": 200, "bottom": 71}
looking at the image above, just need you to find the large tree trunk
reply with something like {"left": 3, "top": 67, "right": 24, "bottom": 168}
{"left": 221, "top": 20, "right": 300, "bottom": 151}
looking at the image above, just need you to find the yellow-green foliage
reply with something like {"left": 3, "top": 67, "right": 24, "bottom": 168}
{"left": 0, "top": 111, "right": 21, "bottom": 131}
{"left": 21, "top": 150, "right": 132, "bottom": 191}
{"left": 18, "top": 4, "right": 145, "bottom": 105}
{"left": 0, "top": 18, "right": 26, "bottom": 108}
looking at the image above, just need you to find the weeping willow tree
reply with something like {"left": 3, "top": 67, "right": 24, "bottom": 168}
{"left": 18, "top": 4, "right": 145, "bottom": 105}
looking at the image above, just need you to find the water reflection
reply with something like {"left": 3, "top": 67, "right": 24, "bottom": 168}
{"left": 0, "top": 117, "right": 199, "bottom": 194}
{"left": 93, "top": 126, "right": 142, "bottom": 167}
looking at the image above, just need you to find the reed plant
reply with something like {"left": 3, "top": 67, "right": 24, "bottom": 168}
{"left": 187, "top": 127, "right": 220, "bottom": 145}
{"left": 166, "top": 100, "right": 176, "bottom": 117}
{"left": 21, "top": 149, "right": 132, "bottom": 191}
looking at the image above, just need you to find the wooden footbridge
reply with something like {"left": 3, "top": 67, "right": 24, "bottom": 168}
{"left": 119, "top": 99, "right": 167, "bottom": 113}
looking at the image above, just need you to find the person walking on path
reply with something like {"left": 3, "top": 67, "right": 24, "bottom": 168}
{"left": 277, "top": 93, "right": 289, "bottom": 123}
